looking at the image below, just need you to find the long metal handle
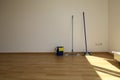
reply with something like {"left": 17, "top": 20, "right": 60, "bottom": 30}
{"left": 83, "top": 12, "right": 88, "bottom": 54}
{"left": 72, "top": 15, "right": 74, "bottom": 52}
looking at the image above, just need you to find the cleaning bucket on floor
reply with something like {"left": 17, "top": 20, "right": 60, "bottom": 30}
{"left": 56, "top": 46, "right": 64, "bottom": 56}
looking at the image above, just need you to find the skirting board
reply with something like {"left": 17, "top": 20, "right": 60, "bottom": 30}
{"left": 0, "top": 52, "right": 109, "bottom": 54}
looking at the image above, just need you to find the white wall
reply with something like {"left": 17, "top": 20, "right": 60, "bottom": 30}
{"left": 109, "top": 0, "right": 120, "bottom": 53}
{"left": 0, "top": 0, "right": 108, "bottom": 52}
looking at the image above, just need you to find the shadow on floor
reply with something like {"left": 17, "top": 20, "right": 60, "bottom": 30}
{"left": 93, "top": 65, "right": 120, "bottom": 78}
{"left": 91, "top": 52, "right": 120, "bottom": 69}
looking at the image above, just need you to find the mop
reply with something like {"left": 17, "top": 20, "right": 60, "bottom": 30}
{"left": 65, "top": 15, "right": 80, "bottom": 56}
{"left": 83, "top": 12, "right": 91, "bottom": 56}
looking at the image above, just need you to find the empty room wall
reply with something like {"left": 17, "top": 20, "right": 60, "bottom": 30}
{"left": 0, "top": 0, "right": 108, "bottom": 52}
{"left": 109, "top": 0, "right": 120, "bottom": 53}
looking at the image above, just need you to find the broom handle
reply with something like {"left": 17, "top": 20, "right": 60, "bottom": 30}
{"left": 83, "top": 12, "right": 88, "bottom": 54}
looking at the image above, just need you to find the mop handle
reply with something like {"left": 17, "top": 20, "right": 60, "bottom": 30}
{"left": 72, "top": 15, "right": 74, "bottom": 52}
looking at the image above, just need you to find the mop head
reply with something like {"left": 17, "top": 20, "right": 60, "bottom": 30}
{"left": 64, "top": 53, "right": 80, "bottom": 56}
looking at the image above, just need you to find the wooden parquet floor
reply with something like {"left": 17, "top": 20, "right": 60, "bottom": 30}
{"left": 0, "top": 53, "right": 119, "bottom": 80}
